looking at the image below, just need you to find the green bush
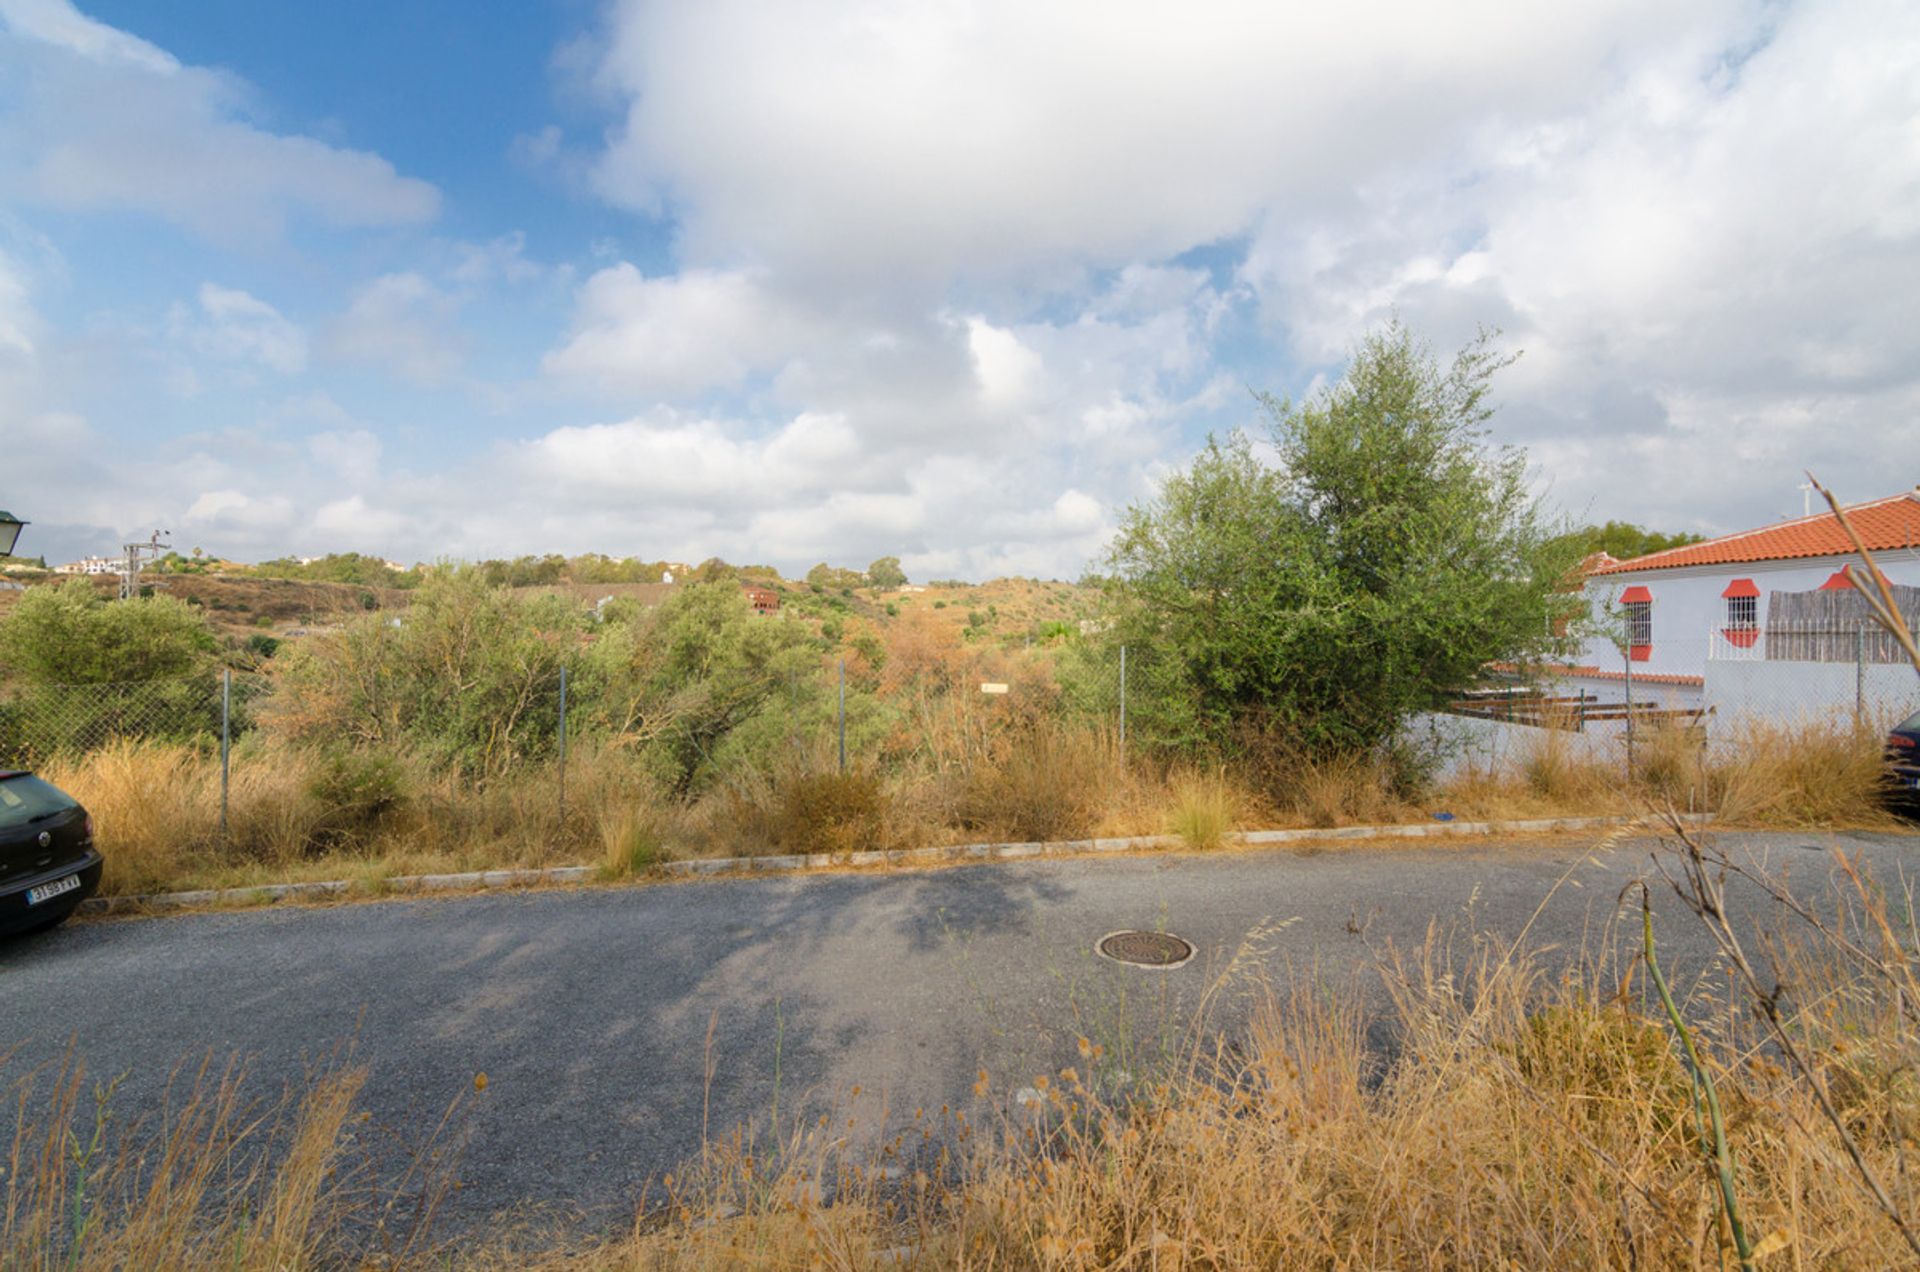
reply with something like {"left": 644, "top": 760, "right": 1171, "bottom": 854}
{"left": 303, "top": 746, "right": 408, "bottom": 849}
{"left": 0, "top": 578, "right": 216, "bottom": 684}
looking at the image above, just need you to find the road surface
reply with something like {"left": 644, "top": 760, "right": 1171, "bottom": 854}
{"left": 2, "top": 827, "right": 1913, "bottom": 1235}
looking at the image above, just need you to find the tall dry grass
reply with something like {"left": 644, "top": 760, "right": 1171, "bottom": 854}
{"left": 32, "top": 705, "right": 1899, "bottom": 899}
{"left": 1707, "top": 713, "right": 1895, "bottom": 826}
{"left": 10, "top": 846, "right": 1920, "bottom": 1266}
{"left": 0, "top": 1052, "right": 443, "bottom": 1270}
{"left": 500, "top": 917, "right": 1917, "bottom": 1268}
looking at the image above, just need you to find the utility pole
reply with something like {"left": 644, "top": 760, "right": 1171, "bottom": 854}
{"left": 119, "top": 530, "right": 171, "bottom": 600}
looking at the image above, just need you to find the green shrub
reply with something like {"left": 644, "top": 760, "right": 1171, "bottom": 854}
{"left": 303, "top": 746, "right": 407, "bottom": 849}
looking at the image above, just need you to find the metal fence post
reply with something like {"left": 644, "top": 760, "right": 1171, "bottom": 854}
{"left": 219, "top": 668, "right": 231, "bottom": 835}
{"left": 837, "top": 660, "right": 847, "bottom": 773}
{"left": 557, "top": 665, "right": 568, "bottom": 831}
{"left": 1118, "top": 645, "right": 1128, "bottom": 750}
{"left": 1856, "top": 627, "right": 1866, "bottom": 724}
{"left": 1623, "top": 649, "right": 1635, "bottom": 784}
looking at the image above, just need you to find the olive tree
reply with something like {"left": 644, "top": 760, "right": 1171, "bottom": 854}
{"left": 1102, "top": 321, "right": 1580, "bottom": 759}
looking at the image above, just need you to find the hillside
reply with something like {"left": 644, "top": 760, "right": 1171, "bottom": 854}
{"left": 0, "top": 572, "right": 412, "bottom": 642}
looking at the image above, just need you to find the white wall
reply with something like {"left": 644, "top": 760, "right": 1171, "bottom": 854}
{"left": 1411, "top": 711, "right": 1622, "bottom": 784}
{"left": 1576, "top": 552, "right": 1920, "bottom": 681}
{"left": 1704, "top": 660, "right": 1920, "bottom": 729}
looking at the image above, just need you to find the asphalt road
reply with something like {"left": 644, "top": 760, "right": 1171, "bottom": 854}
{"left": 2, "top": 827, "right": 1915, "bottom": 1236}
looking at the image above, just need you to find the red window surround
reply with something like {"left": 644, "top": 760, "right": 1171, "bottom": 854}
{"left": 1720, "top": 577, "right": 1759, "bottom": 648}
{"left": 1819, "top": 569, "right": 1854, "bottom": 591}
{"left": 1620, "top": 585, "right": 1652, "bottom": 662}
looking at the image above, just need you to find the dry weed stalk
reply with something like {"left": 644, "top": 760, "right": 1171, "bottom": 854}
{"left": 1654, "top": 813, "right": 1920, "bottom": 1260}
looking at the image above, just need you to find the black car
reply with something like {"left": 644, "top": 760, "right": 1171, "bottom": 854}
{"left": 0, "top": 771, "right": 102, "bottom": 936}
{"left": 1889, "top": 710, "right": 1920, "bottom": 807}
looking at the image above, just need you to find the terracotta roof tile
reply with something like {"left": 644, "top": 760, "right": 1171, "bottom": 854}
{"left": 1489, "top": 661, "right": 1704, "bottom": 688}
{"left": 1589, "top": 490, "right": 1920, "bottom": 575}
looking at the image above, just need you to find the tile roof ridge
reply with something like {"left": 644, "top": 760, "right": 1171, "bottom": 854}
{"left": 1594, "top": 488, "right": 1919, "bottom": 573}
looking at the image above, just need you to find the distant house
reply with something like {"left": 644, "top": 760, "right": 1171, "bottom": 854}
{"left": 661, "top": 569, "right": 674, "bottom": 584}
{"left": 1509, "top": 487, "right": 1920, "bottom": 711}
{"left": 56, "top": 555, "right": 117, "bottom": 576}
{"left": 1574, "top": 488, "right": 1920, "bottom": 677}
{"left": 742, "top": 583, "right": 780, "bottom": 614}
{"left": 1440, "top": 489, "right": 1920, "bottom": 769}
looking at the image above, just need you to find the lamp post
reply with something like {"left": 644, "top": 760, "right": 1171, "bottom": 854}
{"left": 0, "top": 510, "right": 25, "bottom": 557}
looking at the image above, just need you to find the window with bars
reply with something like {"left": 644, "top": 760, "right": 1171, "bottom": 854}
{"left": 1726, "top": 594, "right": 1757, "bottom": 630}
{"left": 1624, "top": 600, "right": 1652, "bottom": 650}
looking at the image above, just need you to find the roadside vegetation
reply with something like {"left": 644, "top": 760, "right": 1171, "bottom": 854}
{"left": 1, "top": 324, "right": 1899, "bottom": 900}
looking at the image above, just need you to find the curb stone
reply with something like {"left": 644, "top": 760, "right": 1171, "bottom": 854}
{"left": 77, "top": 812, "right": 1713, "bottom": 917}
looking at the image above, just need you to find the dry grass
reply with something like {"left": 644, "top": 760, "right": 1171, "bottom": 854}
{"left": 11, "top": 841, "right": 1920, "bottom": 1267}
{"left": 0, "top": 1051, "right": 440, "bottom": 1270}
{"left": 1707, "top": 712, "right": 1897, "bottom": 827}
{"left": 33, "top": 706, "right": 1899, "bottom": 900}
{"left": 508, "top": 915, "right": 1918, "bottom": 1269}
{"left": 955, "top": 722, "right": 1117, "bottom": 843}
{"left": 1164, "top": 769, "right": 1241, "bottom": 849}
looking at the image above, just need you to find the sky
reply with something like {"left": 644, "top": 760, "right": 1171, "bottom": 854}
{"left": 0, "top": 0, "right": 1916, "bottom": 579}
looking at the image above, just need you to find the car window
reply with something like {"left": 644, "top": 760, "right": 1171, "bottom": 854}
{"left": 1898, "top": 711, "right": 1920, "bottom": 734}
{"left": 0, "top": 775, "right": 78, "bottom": 826}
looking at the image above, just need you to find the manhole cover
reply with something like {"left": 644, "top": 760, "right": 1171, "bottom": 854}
{"left": 1097, "top": 930, "right": 1195, "bottom": 969}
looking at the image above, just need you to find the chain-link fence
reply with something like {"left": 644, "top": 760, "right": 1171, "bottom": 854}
{"left": 0, "top": 643, "right": 1148, "bottom": 833}
{"left": 1433, "top": 625, "right": 1920, "bottom": 789}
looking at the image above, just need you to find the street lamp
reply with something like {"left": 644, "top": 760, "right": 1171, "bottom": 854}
{"left": 0, "top": 510, "right": 25, "bottom": 558}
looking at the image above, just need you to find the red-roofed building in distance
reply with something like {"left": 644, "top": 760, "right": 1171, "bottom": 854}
{"left": 1435, "top": 488, "right": 1920, "bottom": 779}
{"left": 742, "top": 583, "right": 780, "bottom": 615}
{"left": 1573, "top": 488, "right": 1920, "bottom": 680}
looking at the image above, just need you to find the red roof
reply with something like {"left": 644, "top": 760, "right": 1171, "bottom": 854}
{"left": 1489, "top": 662, "right": 1704, "bottom": 688}
{"left": 1588, "top": 489, "right": 1920, "bottom": 575}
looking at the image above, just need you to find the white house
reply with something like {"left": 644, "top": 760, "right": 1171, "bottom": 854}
{"left": 55, "top": 555, "right": 117, "bottom": 575}
{"left": 1529, "top": 488, "right": 1920, "bottom": 716}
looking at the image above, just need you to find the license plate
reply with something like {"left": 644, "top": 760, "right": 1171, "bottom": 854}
{"left": 26, "top": 875, "right": 80, "bottom": 906}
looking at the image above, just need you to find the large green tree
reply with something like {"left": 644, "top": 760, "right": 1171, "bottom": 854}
{"left": 866, "top": 556, "right": 908, "bottom": 589}
{"left": 1563, "top": 520, "right": 1705, "bottom": 563}
{"left": 1102, "top": 321, "right": 1580, "bottom": 757}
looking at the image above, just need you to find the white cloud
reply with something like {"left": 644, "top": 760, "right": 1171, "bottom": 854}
{"left": 0, "top": 0, "right": 173, "bottom": 72}
{"left": 182, "top": 488, "right": 294, "bottom": 532}
{"left": 543, "top": 264, "right": 807, "bottom": 397}
{"left": 559, "top": 0, "right": 1920, "bottom": 559}
{"left": 323, "top": 273, "right": 464, "bottom": 384}
{"left": 0, "top": 0, "right": 438, "bottom": 240}
{"left": 589, "top": 0, "right": 1727, "bottom": 289}
{"left": 174, "top": 283, "right": 307, "bottom": 374}
{"left": 307, "top": 428, "right": 382, "bottom": 486}
{"left": 11, "top": 0, "right": 1920, "bottom": 581}
{"left": 1236, "top": 0, "right": 1920, "bottom": 529}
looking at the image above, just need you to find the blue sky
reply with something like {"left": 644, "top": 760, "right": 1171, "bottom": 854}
{"left": 2, "top": 0, "right": 1916, "bottom": 578}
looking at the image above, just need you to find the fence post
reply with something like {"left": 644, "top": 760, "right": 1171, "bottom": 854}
{"left": 1856, "top": 627, "right": 1866, "bottom": 724}
{"left": 1118, "top": 645, "right": 1128, "bottom": 750}
{"left": 557, "top": 665, "right": 568, "bottom": 833}
{"left": 219, "top": 668, "right": 231, "bottom": 836}
{"left": 1623, "top": 650, "right": 1635, "bottom": 784}
{"left": 837, "top": 659, "right": 847, "bottom": 773}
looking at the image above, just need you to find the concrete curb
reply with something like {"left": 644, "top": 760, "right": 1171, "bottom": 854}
{"left": 78, "top": 812, "right": 1711, "bottom": 917}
